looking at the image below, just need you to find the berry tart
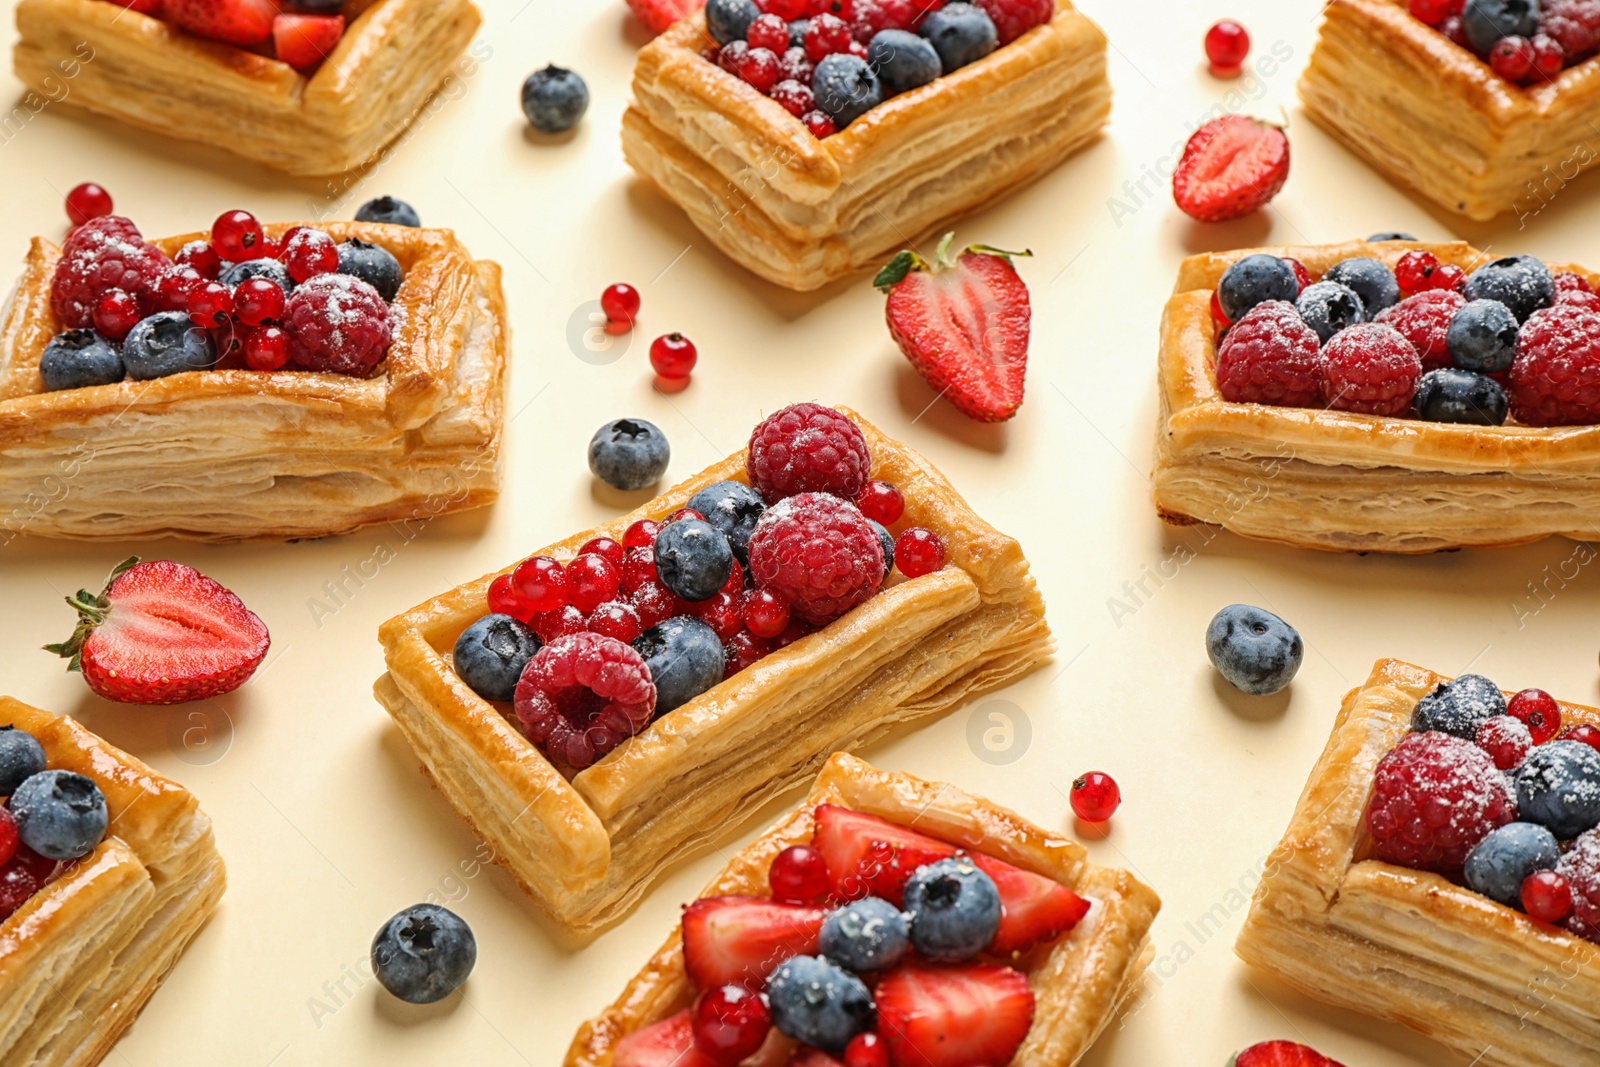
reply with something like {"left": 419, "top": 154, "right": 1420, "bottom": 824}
{"left": 1153, "top": 239, "right": 1600, "bottom": 552}
{"left": 0, "top": 210, "right": 507, "bottom": 541}
{"left": 1301, "top": 0, "right": 1600, "bottom": 221}
{"left": 566, "top": 752, "right": 1160, "bottom": 1067}
{"left": 0, "top": 696, "right": 224, "bottom": 1066}
{"left": 375, "top": 404, "right": 1051, "bottom": 933}
{"left": 12, "top": 0, "right": 482, "bottom": 176}
{"left": 622, "top": 0, "right": 1110, "bottom": 291}
{"left": 1238, "top": 660, "right": 1600, "bottom": 1067}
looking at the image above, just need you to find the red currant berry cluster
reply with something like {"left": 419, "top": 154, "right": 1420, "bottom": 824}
{"left": 1411, "top": 0, "right": 1581, "bottom": 82}
{"left": 1394, "top": 250, "right": 1465, "bottom": 296}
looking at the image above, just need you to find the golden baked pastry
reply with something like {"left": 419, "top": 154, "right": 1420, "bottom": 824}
{"left": 12, "top": 0, "right": 482, "bottom": 176}
{"left": 565, "top": 752, "right": 1161, "bottom": 1067}
{"left": 1236, "top": 660, "right": 1600, "bottom": 1067}
{"left": 0, "top": 220, "right": 507, "bottom": 542}
{"left": 375, "top": 408, "right": 1052, "bottom": 934}
{"left": 0, "top": 696, "right": 225, "bottom": 1067}
{"left": 1152, "top": 239, "right": 1600, "bottom": 553}
{"left": 622, "top": 0, "right": 1111, "bottom": 291}
{"left": 1301, "top": 0, "right": 1600, "bottom": 222}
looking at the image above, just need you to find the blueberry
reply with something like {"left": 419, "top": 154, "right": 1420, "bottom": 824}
{"left": 1217, "top": 254, "right": 1299, "bottom": 322}
{"left": 521, "top": 65, "right": 589, "bottom": 134}
{"left": 1367, "top": 231, "right": 1419, "bottom": 242}
{"left": 633, "top": 616, "right": 725, "bottom": 714}
{"left": 1462, "top": 0, "right": 1541, "bottom": 55}
{"left": 1463, "top": 254, "right": 1554, "bottom": 323}
{"left": 871, "top": 520, "right": 895, "bottom": 580}
{"left": 766, "top": 955, "right": 875, "bottom": 1054}
{"left": 11, "top": 770, "right": 108, "bottom": 861}
{"left": 1516, "top": 740, "right": 1600, "bottom": 839}
{"left": 39, "top": 329, "right": 123, "bottom": 391}
{"left": 902, "top": 857, "right": 1001, "bottom": 961}
{"left": 589, "top": 418, "right": 671, "bottom": 492}
{"left": 355, "top": 196, "right": 422, "bottom": 228}
{"left": 1204, "top": 604, "right": 1303, "bottom": 696}
{"left": 789, "top": 18, "right": 811, "bottom": 47}
{"left": 1445, "top": 299, "right": 1519, "bottom": 374}
{"left": 219, "top": 257, "right": 294, "bottom": 292}
{"left": 654, "top": 518, "right": 734, "bottom": 601}
{"left": 0, "top": 726, "right": 47, "bottom": 796}
{"left": 1412, "top": 674, "right": 1506, "bottom": 738}
{"left": 1413, "top": 368, "right": 1509, "bottom": 426}
{"left": 688, "top": 481, "right": 765, "bottom": 565}
{"left": 336, "top": 239, "right": 403, "bottom": 302}
{"left": 813, "top": 54, "right": 886, "bottom": 128}
{"left": 121, "top": 312, "right": 217, "bottom": 380}
{"left": 868, "top": 29, "right": 943, "bottom": 96}
{"left": 819, "top": 897, "right": 909, "bottom": 972}
{"left": 707, "top": 0, "right": 759, "bottom": 44}
{"left": 1464, "top": 822, "right": 1559, "bottom": 907}
{"left": 1324, "top": 257, "right": 1401, "bottom": 316}
{"left": 1294, "top": 281, "right": 1366, "bottom": 343}
{"left": 371, "top": 904, "right": 477, "bottom": 1004}
{"left": 918, "top": 2, "right": 998, "bottom": 72}
{"left": 453, "top": 614, "right": 540, "bottom": 703}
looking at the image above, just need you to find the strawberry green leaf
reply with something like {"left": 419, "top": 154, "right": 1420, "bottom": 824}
{"left": 874, "top": 250, "right": 924, "bottom": 292}
{"left": 44, "top": 556, "right": 139, "bottom": 672}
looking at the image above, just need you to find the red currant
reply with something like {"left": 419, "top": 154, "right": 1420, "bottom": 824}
{"left": 487, "top": 573, "right": 534, "bottom": 620}
{"left": 234, "top": 277, "right": 287, "bottom": 326}
{"left": 844, "top": 1032, "right": 891, "bottom": 1067}
{"left": 810, "top": 0, "right": 854, "bottom": 16}
{"left": 1560, "top": 723, "right": 1600, "bottom": 754}
{"left": 847, "top": 38, "right": 869, "bottom": 60}
{"left": 770, "top": 79, "right": 816, "bottom": 117}
{"left": 1070, "top": 771, "right": 1121, "bottom": 822}
{"left": 187, "top": 280, "right": 234, "bottom": 329}
{"left": 284, "top": 228, "right": 339, "bottom": 283}
{"left": 894, "top": 527, "right": 946, "bottom": 577}
{"left": 0, "top": 863, "right": 39, "bottom": 922}
{"left": 1557, "top": 272, "right": 1595, "bottom": 294}
{"left": 1475, "top": 717, "right": 1531, "bottom": 770}
{"left": 155, "top": 267, "right": 202, "bottom": 311}
{"left": 722, "top": 557, "right": 745, "bottom": 596}
{"left": 805, "top": 13, "right": 853, "bottom": 61}
{"left": 625, "top": 519, "right": 662, "bottom": 549}
{"left": 692, "top": 985, "right": 771, "bottom": 1064}
{"left": 1531, "top": 33, "right": 1565, "bottom": 77}
{"left": 855, "top": 480, "right": 904, "bottom": 525}
{"left": 769, "top": 844, "right": 831, "bottom": 904}
{"left": 1431, "top": 263, "right": 1466, "bottom": 292}
{"left": 0, "top": 808, "right": 17, "bottom": 869}
{"left": 587, "top": 600, "right": 644, "bottom": 644}
{"left": 1508, "top": 688, "right": 1562, "bottom": 745}
{"left": 1204, "top": 19, "right": 1250, "bottom": 75}
{"left": 600, "top": 283, "right": 640, "bottom": 329}
{"left": 567, "top": 553, "right": 621, "bottom": 614}
{"left": 696, "top": 591, "right": 744, "bottom": 641}
{"left": 244, "top": 325, "right": 292, "bottom": 371}
{"left": 724, "top": 631, "right": 774, "bottom": 677}
{"left": 92, "top": 289, "right": 141, "bottom": 340}
{"left": 530, "top": 605, "right": 587, "bottom": 644}
{"left": 1282, "top": 257, "right": 1314, "bottom": 293}
{"left": 1409, "top": 0, "right": 1452, "bottom": 25}
{"left": 175, "top": 240, "right": 222, "bottom": 278}
{"left": 1441, "top": 15, "right": 1468, "bottom": 47}
{"left": 1490, "top": 35, "right": 1534, "bottom": 82}
{"left": 211, "top": 209, "right": 265, "bottom": 261}
{"left": 669, "top": 507, "right": 705, "bottom": 524}
{"left": 742, "top": 588, "right": 791, "bottom": 638}
{"left": 772, "top": 617, "right": 816, "bottom": 650}
{"left": 802, "top": 110, "right": 837, "bottom": 138}
{"left": 1209, "top": 289, "right": 1232, "bottom": 328}
{"left": 778, "top": 47, "right": 814, "bottom": 84}
{"left": 718, "top": 40, "right": 749, "bottom": 75}
{"left": 1395, "top": 250, "right": 1441, "bottom": 295}
{"left": 748, "top": 12, "right": 791, "bottom": 52}
{"left": 1522, "top": 870, "right": 1574, "bottom": 923}
{"left": 650, "top": 333, "right": 698, "bottom": 379}
{"left": 631, "top": 580, "right": 677, "bottom": 629}
{"left": 759, "top": 0, "right": 809, "bottom": 18}
{"left": 65, "top": 182, "right": 114, "bottom": 228}
{"left": 513, "top": 556, "right": 569, "bottom": 614}
{"left": 739, "top": 47, "right": 782, "bottom": 93}
{"left": 621, "top": 547, "right": 657, "bottom": 594}
{"left": 579, "top": 536, "right": 626, "bottom": 567}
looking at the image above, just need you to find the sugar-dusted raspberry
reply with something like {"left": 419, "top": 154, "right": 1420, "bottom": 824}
{"left": 1213, "top": 300, "right": 1324, "bottom": 408}
{"left": 50, "top": 216, "right": 170, "bottom": 328}
{"left": 513, "top": 632, "right": 657, "bottom": 770}
{"left": 1558, "top": 290, "right": 1600, "bottom": 313}
{"left": 747, "top": 402, "right": 872, "bottom": 504}
{"left": 1365, "top": 731, "right": 1516, "bottom": 873}
{"left": 1542, "top": 0, "right": 1600, "bottom": 60}
{"left": 1558, "top": 828, "right": 1600, "bottom": 942}
{"left": 1376, "top": 289, "right": 1466, "bottom": 370}
{"left": 283, "top": 274, "right": 393, "bottom": 378}
{"left": 972, "top": 0, "right": 1051, "bottom": 43}
{"left": 1508, "top": 303, "right": 1600, "bottom": 426}
{"left": 1556, "top": 271, "right": 1595, "bottom": 295}
{"left": 747, "top": 492, "right": 885, "bottom": 625}
{"left": 1321, "top": 323, "right": 1422, "bottom": 416}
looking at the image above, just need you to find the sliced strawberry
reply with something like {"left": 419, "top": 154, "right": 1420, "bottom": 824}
{"left": 969, "top": 853, "right": 1091, "bottom": 956}
{"left": 1172, "top": 114, "right": 1290, "bottom": 223}
{"left": 46, "top": 557, "right": 270, "bottom": 706}
{"left": 613, "top": 1010, "right": 718, "bottom": 1067}
{"left": 876, "top": 235, "right": 1032, "bottom": 423}
{"left": 811, "top": 805, "right": 955, "bottom": 903}
{"left": 110, "top": 0, "right": 164, "bottom": 14}
{"left": 875, "top": 964, "right": 1036, "bottom": 1067}
{"left": 625, "top": 0, "right": 706, "bottom": 34}
{"left": 272, "top": 12, "right": 344, "bottom": 69}
{"left": 164, "top": 0, "right": 281, "bottom": 46}
{"left": 1232, "top": 1041, "right": 1346, "bottom": 1067}
{"left": 681, "top": 896, "right": 828, "bottom": 990}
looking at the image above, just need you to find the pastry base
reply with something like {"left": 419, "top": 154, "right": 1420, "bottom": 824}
{"left": 565, "top": 752, "right": 1160, "bottom": 1067}
{"left": 0, "top": 697, "right": 225, "bottom": 1067}
{"left": 13, "top": 0, "right": 482, "bottom": 177}
{"left": 621, "top": 0, "right": 1110, "bottom": 291}
{"left": 1152, "top": 239, "right": 1600, "bottom": 553}
{"left": 1300, "top": 0, "right": 1600, "bottom": 221}
{"left": 375, "top": 408, "right": 1052, "bottom": 934}
{"left": 1236, "top": 660, "right": 1600, "bottom": 1067}
{"left": 0, "top": 221, "right": 508, "bottom": 542}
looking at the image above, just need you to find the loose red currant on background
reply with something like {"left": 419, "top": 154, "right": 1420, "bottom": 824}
{"left": 600, "top": 283, "right": 640, "bottom": 331}
{"left": 747, "top": 12, "right": 790, "bottom": 52}
{"left": 856, "top": 480, "right": 904, "bottom": 525}
{"left": 669, "top": 506, "right": 705, "bottom": 524}
{"left": 624, "top": 518, "right": 662, "bottom": 549}
{"left": 769, "top": 844, "right": 831, "bottom": 904}
{"left": 1531, "top": 33, "right": 1565, "bottom": 77}
{"left": 175, "top": 240, "right": 222, "bottom": 278}
{"left": 1409, "top": 0, "right": 1452, "bottom": 25}
{"left": 566, "top": 553, "right": 621, "bottom": 614}
{"left": 234, "top": 278, "right": 287, "bottom": 327}
{"left": 1508, "top": 688, "right": 1562, "bottom": 745}
{"left": 187, "top": 280, "right": 234, "bottom": 329}
{"left": 579, "top": 536, "right": 626, "bottom": 567}
{"left": 1204, "top": 19, "right": 1250, "bottom": 75}
{"left": 587, "top": 600, "right": 644, "bottom": 644}
{"left": 1071, "top": 771, "right": 1121, "bottom": 822}
{"left": 211, "top": 209, "right": 264, "bottom": 261}
{"left": 650, "top": 333, "right": 698, "bottom": 379}
{"left": 530, "top": 605, "right": 586, "bottom": 644}
{"left": 65, "top": 182, "right": 113, "bottom": 228}
{"left": 91, "top": 289, "right": 141, "bottom": 340}
{"left": 0, "top": 808, "right": 17, "bottom": 869}
{"left": 631, "top": 580, "right": 677, "bottom": 629}
{"left": 1522, "top": 869, "right": 1574, "bottom": 923}
{"left": 844, "top": 1032, "right": 891, "bottom": 1067}
{"left": 1395, "top": 250, "right": 1441, "bottom": 295}
{"left": 759, "top": 0, "right": 809, "bottom": 18}
{"left": 243, "top": 326, "right": 292, "bottom": 371}
{"left": 805, "top": 13, "right": 853, "bottom": 61}
{"left": 513, "top": 556, "right": 569, "bottom": 614}
{"left": 692, "top": 984, "right": 772, "bottom": 1063}
{"left": 894, "top": 527, "right": 946, "bottom": 577}
{"left": 1560, "top": 723, "right": 1600, "bottom": 753}
{"left": 1490, "top": 35, "right": 1534, "bottom": 81}
{"left": 695, "top": 591, "right": 744, "bottom": 641}
{"left": 803, "top": 110, "right": 837, "bottom": 138}
{"left": 284, "top": 228, "right": 339, "bottom": 283}
{"left": 742, "top": 588, "right": 790, "bottom": 638}
{"left": 487, "top": 573, "right": 534, "bottom": 619}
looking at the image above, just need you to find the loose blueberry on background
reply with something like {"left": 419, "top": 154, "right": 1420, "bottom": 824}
{"left": 1367, "top": 231, "right": 1419, "bottom": 242}
{"left": 902, "top": 857, "right": 1001, "bottom": 961}
{"left": 868, "top": 29, "right": 943, "bottom": 96}
{"left": 1217, "top": 254, "right": 1299, "bottom": 322}
{"left": 120, "top": 312, "right": 218, "bottom": 381}
{"left": 521, "top": 66, "right": 590, "bottom": 134}
{"left": 1516, "top": 740, "right": 1600, "bottom": 840}
{"left": 819, "top": 897, "right": 909, "bottom": 972}
{"left": 633, "top": 616, "right": 725, "bottom": 714}
{"left": 813, "top": 54, "right": 885, "bottom": 128}
{"left": 688, "top": 481, "right": 765, "bottom": 565}
{"left": 1412, "top": 674, "right": 1506, "bottom": 738}
{"left": 336, "top": 240, "right": 403, "bottom": 302}
{"left": 219, "top": 257, "right": 294, "bottom": 292}
{"left": 1205, "top": 605, "right": 1303, "bottom": 696}
{"left": 655, "top": 518, "right": 734, "bottom": 601}
{"left": 871, "top": 520, "right": 895, "bottom": 580}
{"left": 1463, "top": 253, "right": 1554, "bottom": 322}
{"left": 707, "top": 0, "right": 760, "bottom": 44}
{"left": 371, "top": 903, "right": 477, "bottom": 1004}
{"left": 1294, "top": 281, "right": 1366, "bottom": 343}
{"left": 919, "top": 2, "right": 998, "bottom": 71}
{"left": 1464, "top": 822, "right": 1559, "bottom": 907}
{"left": 588, "top": 419, "right": 671, "bottom": 492}
{"left": 0, "top": 727, "right": 47, "bottom": 796}
{"left": 39, "top": 329, "right": 124, "bottom": 392}
{"left": 1323, "top": 257, "right": 1400, "bottom": 315}
{"left": 1446, "top": 299, "right": 1519, "bottom": 374}
{"left": 453, "top": 614, "right": 540, "bottom": 703}
{"left": 10, "top": 770, "right": 108, "bottom": 861}
{"left": 766, "top": 954, "right": 876, "bottom": 1054}
{"left": 1462, "top": 0, "right": 1541, "bottom": 56}
{"left": 355, "top": 196, "right": 422, "bottom": 228}
{"left": 1413, "top": 368, "right": 1508, "bottom": 426}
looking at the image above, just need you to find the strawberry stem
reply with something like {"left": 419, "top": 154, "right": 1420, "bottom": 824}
{"left": 874, "top": 234, "right": 1033, "bottom": 292}
{"left": 43, "top": 556, "right": 139, "bottom": 673}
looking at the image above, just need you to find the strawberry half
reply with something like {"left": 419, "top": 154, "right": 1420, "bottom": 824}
{"left": 970, "top": 853, "right": 1091, "bottom": 956}
{"left": 811, "top": 804, "right": 955, "bottom": 904}
{"left": 625, "top": 0, "right": 705, "bottom": 34}
{"left": 876, "top": 234, "right": 1032, "bottom": 423}
{"left": 45, "top": 558, "right": 270, "bottom": 706}
{"left": 1172, "top": 114, "right": 1291, "bottom": 223}
{"left": 272, "top": 13, "right": 345, "bottom": 69}
{"left": 875, "top": 964, "right": 1036, "bottom": 1067}
{"left": 1232, "top": 1041, "right": 1347, "bottom": 1067}
{"left": 165, "top": 0, "right": 281, "bottom": 46}
{"left": 681, "top": 896, "right": 827, "bottom": 990}
{"left": 612, "top": 1010, "right": 717, "bottom": 1067}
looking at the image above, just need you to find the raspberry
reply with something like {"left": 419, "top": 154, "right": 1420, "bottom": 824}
{"left": 513, "top": 632, "right": 657, "bottom": 770}
{"left": 747, "top": 493, "right": 885, "bottom": 625}
{"left": 1375, "top": 290, "right": 1466, "bottom": 370}
{"left": 972, "top": 0, "right": 1051, "bottom": 43}
{"left": 1559, "top": 829, "right": 1600, "bottom": 942}
{"left": 283, "top": 274, "right": 393, "bottom": 377}
{"left": 1321, "top": 323, "right": 1422, "bottom": 416}
{"left": 50, "top": 216, "right": 169, "bottom": 328}
{"left": 1509, "top": 303, "right": 1600, "bottom": 425}
{"left": 746, "top": 402, "right": 872, "bottom": 504}
{"left": 1558, "top": 290, "right": 1600, "bottom": 313}
{"left": 1556, "top": 271, "right": 1595, "bottom": 295}
{"left": 1213, "top": 300, "right": 1324, "bottom": 408}
{"left": 1365, "top": 732, "right": 1516, "bottom": 873}
{"left": 1542, "top": 0, "right": 1600, "bottom": 60}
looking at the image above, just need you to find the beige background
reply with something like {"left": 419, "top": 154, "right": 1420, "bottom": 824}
{"left": 2, "top": 1, "right": 1598, "bottom": 1064}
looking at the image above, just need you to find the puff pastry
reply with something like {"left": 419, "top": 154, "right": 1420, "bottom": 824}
{"left": 375, "top": 408, "right": 1053, "bottom": 934}
{"left": 1236, "top": 660, "right": 1600, "bottom": 1067}
{"left": 1152, "top": 239, "right": 1600, "bottom": 553}
{"left": 622, "top": 0, "right": 1111, "bottom": 291}
{"left": 12, "top": 0, "right": 482, "bottom": 176}
{"left": 0, "top": 220, "right": 508, "bottom": 542}
{"left": 1301, "top": 0, "right": 1600, "bottom": 221}
{"left": 565, "top": 752, "right": 1160, "bottom": 1067}
{"left": 0, "top": 696, "right": 225, "bottom": 1067}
